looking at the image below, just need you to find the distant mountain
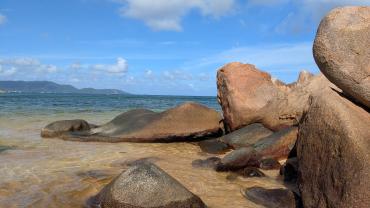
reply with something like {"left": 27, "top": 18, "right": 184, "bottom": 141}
{"left": 0, "top": 81, "right": 130, "bottom": 94}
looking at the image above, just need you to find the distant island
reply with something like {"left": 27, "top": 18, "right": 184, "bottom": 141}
{"left": 0, "top": 81, "right": 130, "bottom": 94}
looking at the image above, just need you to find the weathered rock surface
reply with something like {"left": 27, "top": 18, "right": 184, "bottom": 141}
{"left": 91, "top": 162, "right": 206, "bottom": 208}
{"left": 258, "top": 74, "right": 336, "bottom": 130}
{"left": 41, "top": 119, "right": 93, "bottom": 138}
{"left": 42, "top": 102, "right": 223, "bottom": 143}
{"left": 217, "top": 62, "right": 282, "bottom": 131}
{"left": 218, "top": 123, "right": 273, "bottom": 149}
{"left": 313, "top": 6, "right": 370, "bottom": 108}
{"left": 243, "top": 186, "right": 299, "bottom": 208}
{"left": 216, "top": 147, "right": 259, "bottom": 171}
{"left": 297, "top": 88, "right": 370, "bottom": 208}
{"left": 254, "top": 127, "right": 298, "bottom": 160}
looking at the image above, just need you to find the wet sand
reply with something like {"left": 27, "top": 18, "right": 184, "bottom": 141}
{"left": 0, "top": 112, "right": 285, "bottom": 208}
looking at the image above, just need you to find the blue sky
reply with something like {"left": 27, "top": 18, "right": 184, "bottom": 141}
{"left": 0, "top": 0, "right": 369, "bottom": 95}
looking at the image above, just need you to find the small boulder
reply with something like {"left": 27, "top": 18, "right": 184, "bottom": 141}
{"left": 218, "top": 123, "right": 273, "bottom": 149}
{"left": 243, "top": 186, "right": 299, "bottom": 208}
{"left": 41, "top": 119, "right": 92, "bottom": 138}
{"left": 253, "top": 127, "right": 298, "bottom": 160}
{"left": 313, "top": 6, "right": 370, "bottom": 108}
{"left": 91, "top": 162, "right": 206, "bottom": 208}
{"left": 216, "top": 147, "right": 259, "bottom": 171}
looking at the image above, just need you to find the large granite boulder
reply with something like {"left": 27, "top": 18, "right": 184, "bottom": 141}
{"left": 216, "top": 147, "right": 259, "bottom": 171}
{"left": 297, "top": 88, "right": 370, "bottom": 208}
{"left": 42, "top": 102, "right": 223, "bottom": 142}
{"left": 217, "top": 62, "right": 282, "bottom": 131}
{"left": 41, "top": 119, "right": 93, "bottom": 138}
{"left": 218, "top": 123, "right": 273, "bottom": 149}
{"left": 91, "top": 162, "right": 206, "bottom": 208}
{"left": 313, "top": 6, "right": 370, "bottom": 108}
{"left": 217, "top": 62, "right": 335, "bottom": 131}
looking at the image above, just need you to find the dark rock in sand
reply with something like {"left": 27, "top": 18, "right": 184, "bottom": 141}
{"left": 297, "top": 87, "right": 370, "bottom": 208}
{"left": 91, "top": 162, "right": 206, "bottom": 208}
{"left": 41, "top": 119, "right": 93, "bottom": 138}
{"left": 259, "top": 158, "right": 281, "bottom": 170}
{"left": 0, "top": 145, "right": 15, "bottom": 153}
{"left": 191, "top": 157, "right": 221, "bottom": 169}
{"left": 43, "top": 102, "right": 223, "bottom": 143}
{"left": 239, "top": 167, "right": 265, "bottom": 178}
{"left": 281, "top": 157, "right": 298, "bottom": 183}
{"left": 253, "top": 126, "right": 298, "bottom": 160}
{"left": 218, "top": 123, "right": 273, "bottom": 149}
{"left": 244, "top": 186, "right": 298, "bottom": 208}
{"left": 216, "top": 147, "right": 259, "bottom": 171}
{"left": 313, "top": 6, "right": 370, "bottom": 108}
{"left": 198, "top": 139, "right": 230, "bottom": 154}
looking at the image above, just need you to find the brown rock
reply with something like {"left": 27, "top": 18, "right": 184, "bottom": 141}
{"left": 297, "top": 88, "right": 370, "bottom": 208}
{"left": 42, "top": 102, "right": 223, "bottom": 142}
{"left": 259, "top": 158, "right": 281, "bottom": 170}
{"left": 90, "top": 162, "right": 206, "bottom": 208}
{"left": 218, "top": 123, "right": 273, "bottom": 149}
{"left": 313, "top": 6, "right": 370, "bottom": 108}
{"left": 254, "top": 127, "right": 298, "bottom": 160}
{"left": 258, "top": 74, "right": 336, "bottom": 130}
{"left": 198, "top": 139, "right": 230, "bottom": 154}
{"left": 41, "top": 119, "right": 92, "bottom": 138}
{"left": 217, "top": 62, "right": 282, "bottom": 131}
{"left": 216, "top": 147, "right": 259, "bottom": 171}
{"left": 243, "top": 186, "right": 299, "bottom": 208}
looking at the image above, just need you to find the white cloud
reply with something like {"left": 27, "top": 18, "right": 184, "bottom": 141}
{"left": 90, "top": 57, "right": 128, "bottom": 75}
{"left": 187, "top": 42, "right": 317, "bottom": 74}
{"left": 0, "top": 58, "right": 59, "bottom": 76}
{"left": 0, "top": 13, "right": 6, "bottom": 25}
{"left": 69, "top": 62, "right": 82, "bottom": 70}
{"left": 116, "top": 0, "right": 236, "bottom": 31}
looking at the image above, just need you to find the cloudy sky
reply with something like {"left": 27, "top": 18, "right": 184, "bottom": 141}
{"left": 0, "top": 0, "right": 369, "bottom": 95}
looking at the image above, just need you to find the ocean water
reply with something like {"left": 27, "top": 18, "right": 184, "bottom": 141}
{"left": 0, "top": 93, "right": 283, "bottom": 208}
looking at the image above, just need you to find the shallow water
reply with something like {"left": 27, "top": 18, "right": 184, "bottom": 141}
{"left": 0, "top": 94, "right": 286, "bottom": 208}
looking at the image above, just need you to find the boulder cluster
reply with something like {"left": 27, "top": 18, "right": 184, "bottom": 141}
{"left": 41, "top": 6, "right": 369, "bottom": 208}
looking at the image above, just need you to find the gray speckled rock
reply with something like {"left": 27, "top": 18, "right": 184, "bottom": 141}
{"left": 313, "top": 6, "right": 370, "bottom": 108}
{"left": 92, "top": 162, "right": 206, "bottom": 208}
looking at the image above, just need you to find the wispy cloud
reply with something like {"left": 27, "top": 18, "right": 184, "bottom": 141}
{"left": 0, "top": 57, "right": 59, "bottom": 76}
{"left": 115, "top": 0, "right": 236, "bottom": 31}
{"left": 0, "top": 13, "right": 7, "bottom": 25}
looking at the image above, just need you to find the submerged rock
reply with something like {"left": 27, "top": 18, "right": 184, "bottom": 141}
{"left": 42, "top": 102, "right": 223, "bottom": 143}
{"left": 297, "top": 87, "right": 370, "bottom": 208}
{"left": 259, "top": 158, "right": 281, "bottom": 170}
{"left": 313, "top": 6, "right": 370, "bottom": 108}
{"left": 198, "top": 139, "right": 230, "bottom": 154}
{"left": 217, "top": 62, "right": 282, "bottom": 132}
{"left": 191, "top": 157, "right": 221, "bottom": 169}
{"left": 90, "top": 162, "right": 206, "bottom": 208}
{"left": 226, "top": 167, "right": 265, "bottom": 181}
{"left": 218, "top": 123, "right": 273, "bottom": 149}
{"left": 41, "top": 119, "right": 92, "bottom": 138}
{"left": 243, "top": 186, "right": 298, "bottom": 208}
